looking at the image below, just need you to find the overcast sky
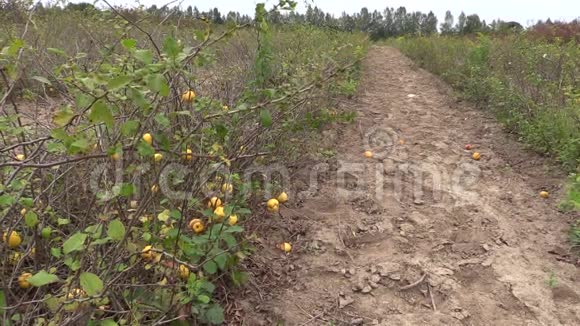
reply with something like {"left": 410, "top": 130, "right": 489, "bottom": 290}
{"left": 98, "top": 0, "right": 579, "bottom": 26}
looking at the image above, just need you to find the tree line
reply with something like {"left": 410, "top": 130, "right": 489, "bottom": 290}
{"left": 3, "top": 1, "right": 552, "bottom": 39}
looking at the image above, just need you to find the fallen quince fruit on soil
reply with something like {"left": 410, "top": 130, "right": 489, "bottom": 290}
{"left": 539, "top": 191, "right": 549, "bottom": 199}
{"left": 15, "top": 154, "right": 25, "bottom": 161}
{"left": 280, "top": 242, "right": 292, "bottom": 253}
{"left": 181, "top": 90, "right": 196, "bottom": 102}
{"left": 267, "top": 198, "right": 279, "bottom": 213}
{"left": 277, "top": 192, "right": 288, "bottom": 203}
{"left": 472, "top": 152, "right": 481, "bottom": 160}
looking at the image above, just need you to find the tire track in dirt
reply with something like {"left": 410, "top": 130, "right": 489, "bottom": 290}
{"left": 248, "top": 47, "right": 580, "bottom": 325}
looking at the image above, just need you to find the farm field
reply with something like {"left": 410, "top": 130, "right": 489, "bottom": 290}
{"left": 1, "top": 1, "right": 579, "bottom": 325}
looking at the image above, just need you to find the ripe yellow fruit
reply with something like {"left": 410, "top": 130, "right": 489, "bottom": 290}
{"left": 221, "top": 183, "right": 233, "bottom": 193}
{"left": 20, "top": 208, "right": 27, "bottom": 216}
{"left": 141, "top": 245, "right": 156, "bottom": 260}
{"left": 151, "top": 184, "right": 159, "bottom": 193}
{"left": 3, "top": 231, "right": 22, "bottom": 248}
{"left": 267, "top": 198, "right": 279, "bottom": 213}
{"left": 18, "top": 272, "right": 32, "bottom": 289}
{"left": 142, "top": 133, "right": 153, "bottom": 145}
{"left": 182, "top": 148, "right": 193, "bottom": 161}
{"left": 67, "top": 288, "right": 86, "bottom": 299}
{"left": 277, "top": 192, "right": 288, "bottom": 203}
{"left": 472, "top": 152, "right": 481, "bottom": 161}
{"left": 181, "top": 90, "right": 196, "bottom": 102}
{"left": 15, "top": 154, "right": 25, "bottom": 161}
{"left": 364, "top": 151, "right": 373, "bottom": 158}
{"left": 9, "top": 252, "right": 21, "bottom": 264}
{"left": 280, "top": 242, "right": 292, "bottom": 253}
{"left": 178, "top": 264, "right": 190, "bottom": 280}
{"left": 228, "top": 214, "right": 238, "bottom": 226}
{"left": 208, "top": 197, "right": 222, "bottom": 208}
{"left": 213, "top": 206, "right": 226, "bottom": 221}
{"left": 154, "top": 153, "right": 163, "bottom": 162}
{"left": 222, "top": 105, "right": 229, "bottom": 111}
{"left": 111, "top": 152, "right": 121, "bottom": 161}
{"left": 540, "top": 191, "right": 549, "bottom": 199}
{"left": 189, "top": 219, "right": 205, "bottom": 234}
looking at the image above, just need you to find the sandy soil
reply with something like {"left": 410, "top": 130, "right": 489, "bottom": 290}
{"left": 240, "top": 46, "right": 579, "bottom": 326}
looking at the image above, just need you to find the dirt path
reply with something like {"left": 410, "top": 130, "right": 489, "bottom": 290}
{"left": 244, "top": 47, "right": 580, "bottom": 325}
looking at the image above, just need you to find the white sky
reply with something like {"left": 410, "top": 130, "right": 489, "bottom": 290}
{"left": 94, "top": 0, "right": 580, "bottom": 26}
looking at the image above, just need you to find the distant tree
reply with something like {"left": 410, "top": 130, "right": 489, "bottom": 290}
{"left": 421, "top": 11, "right": 438, "bottom": 35}
{"left": 358, "top": 7, "right": 371, "bottom": 31}
{"left": 211, "top": 8, "right": 223, "bottom": 24}
{"left": 393, "top": 6, "right": 407, "bottom": 35}
{"left": 65, "top": 2, "right": 95, "bottom": 12}
{"left": 440, "top": 10, "right": 454, "bottom": 34}
{"left": 456, "top": 11, "right": 466, "bottom": 34}
{"left": 464, "top": 14, "right": 483, "bottom": 33}
{"left": 185, "top": 5, "right": 193, "bottom": 17}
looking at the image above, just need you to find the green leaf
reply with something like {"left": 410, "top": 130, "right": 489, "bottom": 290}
{"left": 51, "top": 247, "right": 62, "bottom": 258}
{"left": 134, "top": 49, "right": 153, "bottom": 64}
{"left": 121, "top": 120, "right": 139, "bottom": 136}
{"left": 53, "top": 106, "right": 75, "bottom": 127}
{"left": 260, "top": 109, "right": 272, "bottom": 127}
{"left": 157, "top": 209, "right": 170, "bottom": 222}
{"left": 197, "top": 295, "right": 210, "bottom": 304}
{"left": 147, "top": 74, "right": 170, "bottom": 97}
{"left": 213, "top": 253, "right": 228, "bottom": 270}
{"left": 204, "top": 304, "right": 225, "bottom": 325}
{"left": 28, "top": 270, "right": 60, "bottom": 287}
{"left": 154, "top": 113, "right": 170, "bottom": 128}
{"left": 121, "top": 38, "right": 137, "bottom": 49}
{"left": 89, "top": 100, "right": 114, "bottom": 128}
{"left": 24, "top": 211, "right": 39, "bottom": 227}
{"left": 47, "top": 47, "right": 65, "bottom": 56}
{"left": 107, "top": 219, "right": 125, "bottom": 241}
{"left": 231, "top": 270, "right": 249, "bottom": 286}
{"left": 19, "top": 197, "right": 34, "bottom": 207}
{"left": 63, "top": 232, "right": 88, "bottom": 254}
{"left": 80, "top": 272, "right": 103, "bottom": 296}
{"left": 202, "top": 261, "right": 218, "bottom": 275}
{"left": 100, "top": 319, "right": 119, "bottom": 326}
{"left": 64, "top": 257, "right": 81, "bottom": 271}
{"left": 163, "top": 36, "right": 180, "bottom": 59}
{"left": 137, "top": 142, "right": 155, "bottom": 157}
{"left": 107, "top": 75, "right": 132, "bottom": 90}
{"left": 31, "top": 76, "right": 51, "bottom": 85}
{"left": 0, "top": 194, "right": 15, "bottom": 207}
{"left": 170, "top": 209, "right": 181, "bottom": 220}
{"left": 69, "top": 137, "right": 90, "bottom": 154}
{"left": 90, "top": 237, "right": 111, "bottom": 246}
